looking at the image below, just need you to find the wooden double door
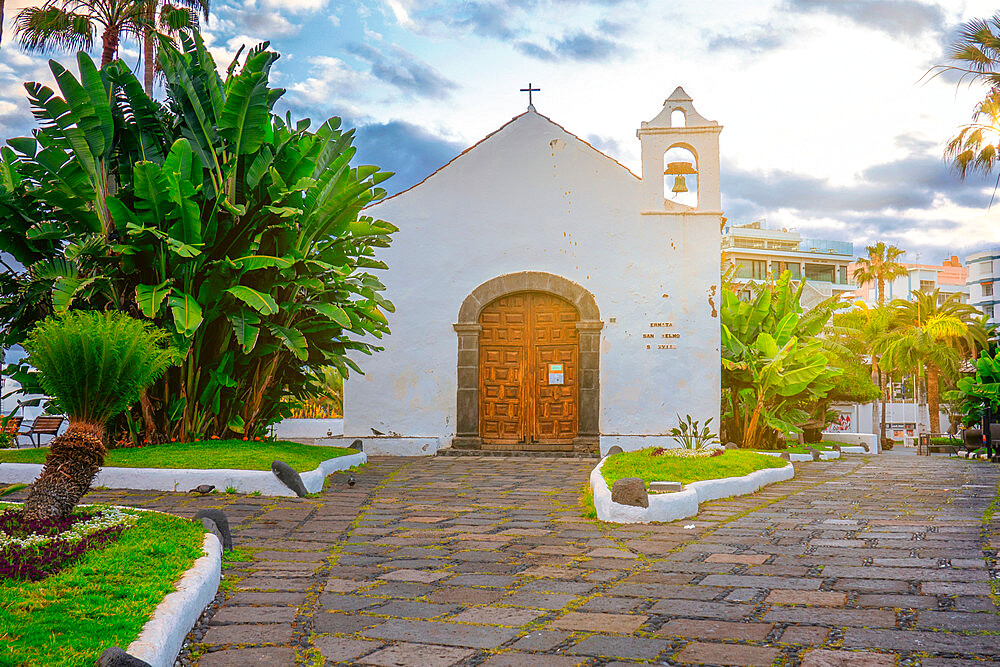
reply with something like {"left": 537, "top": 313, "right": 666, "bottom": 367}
{"left": 479, "top": 292, "right": 579, "bottom": 445}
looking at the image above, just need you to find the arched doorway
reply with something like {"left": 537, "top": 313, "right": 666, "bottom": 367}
{"left": 453, "top": 271, "right": 602, "bottom": 453}
{"left": 479, "top": 292, "right": 579, "bottom": 444}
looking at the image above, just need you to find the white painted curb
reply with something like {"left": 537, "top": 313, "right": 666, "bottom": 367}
{"left": 591, "top": 457, "right": 795, "bottom": 524}
{"left": 0, "top": 451, "right": 367, "bottom": 496}
{"left": 128, "top": 532, "right": 222, "bottom": 667}
{"left": 757, "top": 450, "right": 841, "bottom": 462}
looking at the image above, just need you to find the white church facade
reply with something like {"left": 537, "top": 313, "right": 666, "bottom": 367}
{"left": 340, "top": 87, "right": 724, "bottom": 456}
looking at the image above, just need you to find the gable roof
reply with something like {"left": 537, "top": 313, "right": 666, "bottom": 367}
{"left": 375, "top": 109, "right": 640, "bottom": 206}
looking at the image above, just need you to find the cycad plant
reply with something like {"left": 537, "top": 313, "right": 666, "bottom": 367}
{"left": 22, "top": 311, "right": 175, "bottom": 520}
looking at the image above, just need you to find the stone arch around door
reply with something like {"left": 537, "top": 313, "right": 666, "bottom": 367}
{"left": 452, "top": 271, "right": 602, "bottom": 452}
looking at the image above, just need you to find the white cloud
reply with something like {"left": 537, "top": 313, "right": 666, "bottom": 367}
{"left": 289, "top": 55, "right": 370, "bottom": 107}
{"left": 255, "top": 0, "right": 328, "bottom": 13}
{"left": 383, "top": 0, "right": 415, "bottom": 28}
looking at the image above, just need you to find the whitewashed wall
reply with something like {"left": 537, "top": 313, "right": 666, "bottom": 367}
{"left": 344, "top": 109, "right": 721, "bottom": 455}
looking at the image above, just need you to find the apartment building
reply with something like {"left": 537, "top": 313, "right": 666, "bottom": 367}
{"left": 967, "top": 249, "right": 1000, "bottom": 324}
{"left": 722, "top": 220, "right": 855, "bottom": 308}
{"left": 852, "top": 256, "right": 969, "bottom": 307}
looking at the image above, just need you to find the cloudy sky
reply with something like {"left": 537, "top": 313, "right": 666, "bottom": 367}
{"left": 2, "top": 0, "right": 1000, "bottom": 263}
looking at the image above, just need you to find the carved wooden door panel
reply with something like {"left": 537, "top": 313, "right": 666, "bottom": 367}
{"left": 479, "top": 292, "right": 578, "bottom": 445}
{"left": 533, "top": 294, "right": 579, "bottom": 443}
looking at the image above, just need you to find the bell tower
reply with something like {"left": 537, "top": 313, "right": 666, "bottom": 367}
{"left": 638, "top": 86, "right": 722, "bottom": 212}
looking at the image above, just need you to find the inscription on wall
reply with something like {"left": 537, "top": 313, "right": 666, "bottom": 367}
{"left": 646, "top": 321, "right": 678, "bottom": 350}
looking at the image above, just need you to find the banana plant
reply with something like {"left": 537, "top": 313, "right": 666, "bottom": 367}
{"left": 721, "top": 272, "right": 842, "bottom": 449}
{"left": 954, "top": 348, "right": 1000, "bottom": 426}
{"left": 0, "top": 30, "right": 396, "bottom": 442}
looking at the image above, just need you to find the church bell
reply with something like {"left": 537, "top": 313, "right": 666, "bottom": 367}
{"left": 665, "top": 161, "right": 697, "bottom": 194}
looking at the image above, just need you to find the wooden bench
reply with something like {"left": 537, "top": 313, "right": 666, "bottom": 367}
{"left": 19, "top": 416, "right": 64, "bottom": 448}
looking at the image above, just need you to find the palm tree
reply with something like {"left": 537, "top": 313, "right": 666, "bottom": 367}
{"left": 852, "top": 242, "right": 908, "bottom": 444}
{"left": 934, "top": 15, "right": 1000, "bottom": 181}
{"left": 15, "top": 0, "right": 146, "bottom": 67}
{"left": 837, "top": 301, "right": 894, "bottom": 445}
{"left": 880, "top": 290, "right": 987, "bottom": 434}
{"left": 853, "top": 242, "right": 908, "bottom": 305}
{"left": 15, "top": 1, "right": 207, "bottom": 93}
{"left": 140, "top": 1, "right": 208, "bottom": 94}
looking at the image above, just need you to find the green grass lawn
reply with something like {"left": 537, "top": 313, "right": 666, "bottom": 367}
{"left": 601, "top": 449, "right": 789, "bottom": 488}
{"left": 0, "top": 508, "right": 205, "bottom": 666}
{"left": 0, "top": 440, "right": 354, "bottom": 472}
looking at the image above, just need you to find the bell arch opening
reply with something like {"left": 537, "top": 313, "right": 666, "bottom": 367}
{"left": 663, "top": 145, "right": 698, "bottom": 208}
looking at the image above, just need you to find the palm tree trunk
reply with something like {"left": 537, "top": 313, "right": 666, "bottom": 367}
{"left": 23, "top": 421, "right": 106, "bottom": 521}
{"left": 879, "top": 370, "right": 887, "bottom": 446}
{"left": 143, "top": 4, "right": 155, "bottom": 94}
{"left": 877, "top": 278, "right": 885, "bottom": 305}
{"left": 927, "top": 365, "right": 941, "bottom": 433}
{"left": 101, "top": 25, "right": 120, "bottom": 67}
{"left": 0, "top": 0, "right": 6, "bottom": 44}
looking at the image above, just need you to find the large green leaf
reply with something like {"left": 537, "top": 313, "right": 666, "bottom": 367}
{"left": 307, "top": 303, "right": 351, "bottom": 327}
{"left": 234, "top": 255, "right": 293, "bottom": 271}
{"left": 132, "top": 162, "right": 171, "bottom": 223}
{"left": 772, "top": 312, "right": 799, "bottom": 347}
{"left": 268, "top": 323, "right": 308, "bottom": 361}
{"left": 163, "top": 139, "right": 203, "bottom": 246}
{"left": 75, "top": 53, "right": 113, "bottom": 158}
{"left": 228, "top": 310, "right": 261, "bottom": 352}
{"left": 52, "top": 276, "right": 97, "bottom": 314}
{"left": 219, "top": 49, "right": 278, "bottom": 155}
{"left": 168, "top": 291, "right": 204, "bottom": 336}
{"left": 136, "top": 282, "right": 172, "bottom": 318}
{"left": 774, "top": 356, "right": 827, "bottom": 397}
{"left": 226, "top": 285, "right": 278, "bottom": 315}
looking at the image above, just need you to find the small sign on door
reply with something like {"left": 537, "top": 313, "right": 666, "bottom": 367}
{"left": 548, "top": 363, "right": 564, "bottom": 385}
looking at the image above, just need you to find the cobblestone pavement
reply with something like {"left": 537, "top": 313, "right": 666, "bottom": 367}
{"left": 76, "top": 453, "right": 999, "bottom": 666}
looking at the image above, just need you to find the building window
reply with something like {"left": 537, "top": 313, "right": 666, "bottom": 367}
{"left": 980, "top": 260, "right": 993, "bottom": 276}
{"left": 919, "top": 280, "right": 934, "bottom": 293}
{"left": 804, "top": 263, "right": 834, "bottom": 282}
{"left": 838, "top": 266, "right": 847, "bottom": 284}
{"left": 984, "top": 282, "right": 994, "bottom": 297}
{"left": 986, "top": 304, "right": 995, "bottom": 319}
{"left": 788, "top": 263, "right": 801, "bottom": 279}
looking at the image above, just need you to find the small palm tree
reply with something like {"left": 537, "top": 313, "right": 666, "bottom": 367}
{"left": 836, "top": 301, "right": 894, "bottom": 446}
{"left": 853, "top": 242, "right": 908, "bottom": 306}
{"left": 21, "top": 311, "right": 176, "bottom": 520}
{"left": 880, "top": 290, "right": 987, "bottom": 433}
{"left": 15, "top": 0, "right": 146, "bottom": 67}
{"left": 852, "top": 242, "right": 908, "bottom": 443}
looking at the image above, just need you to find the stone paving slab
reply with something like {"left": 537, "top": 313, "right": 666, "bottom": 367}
{"left": 37, "top": 452, "right": 999, "bottom": 665}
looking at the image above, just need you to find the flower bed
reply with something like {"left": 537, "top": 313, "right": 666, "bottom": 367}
{"left": 0, "top": 505, "right": 206, "bottom": 665}
{"left": 0, "top": 504, "right": 137, "bottom": 581}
